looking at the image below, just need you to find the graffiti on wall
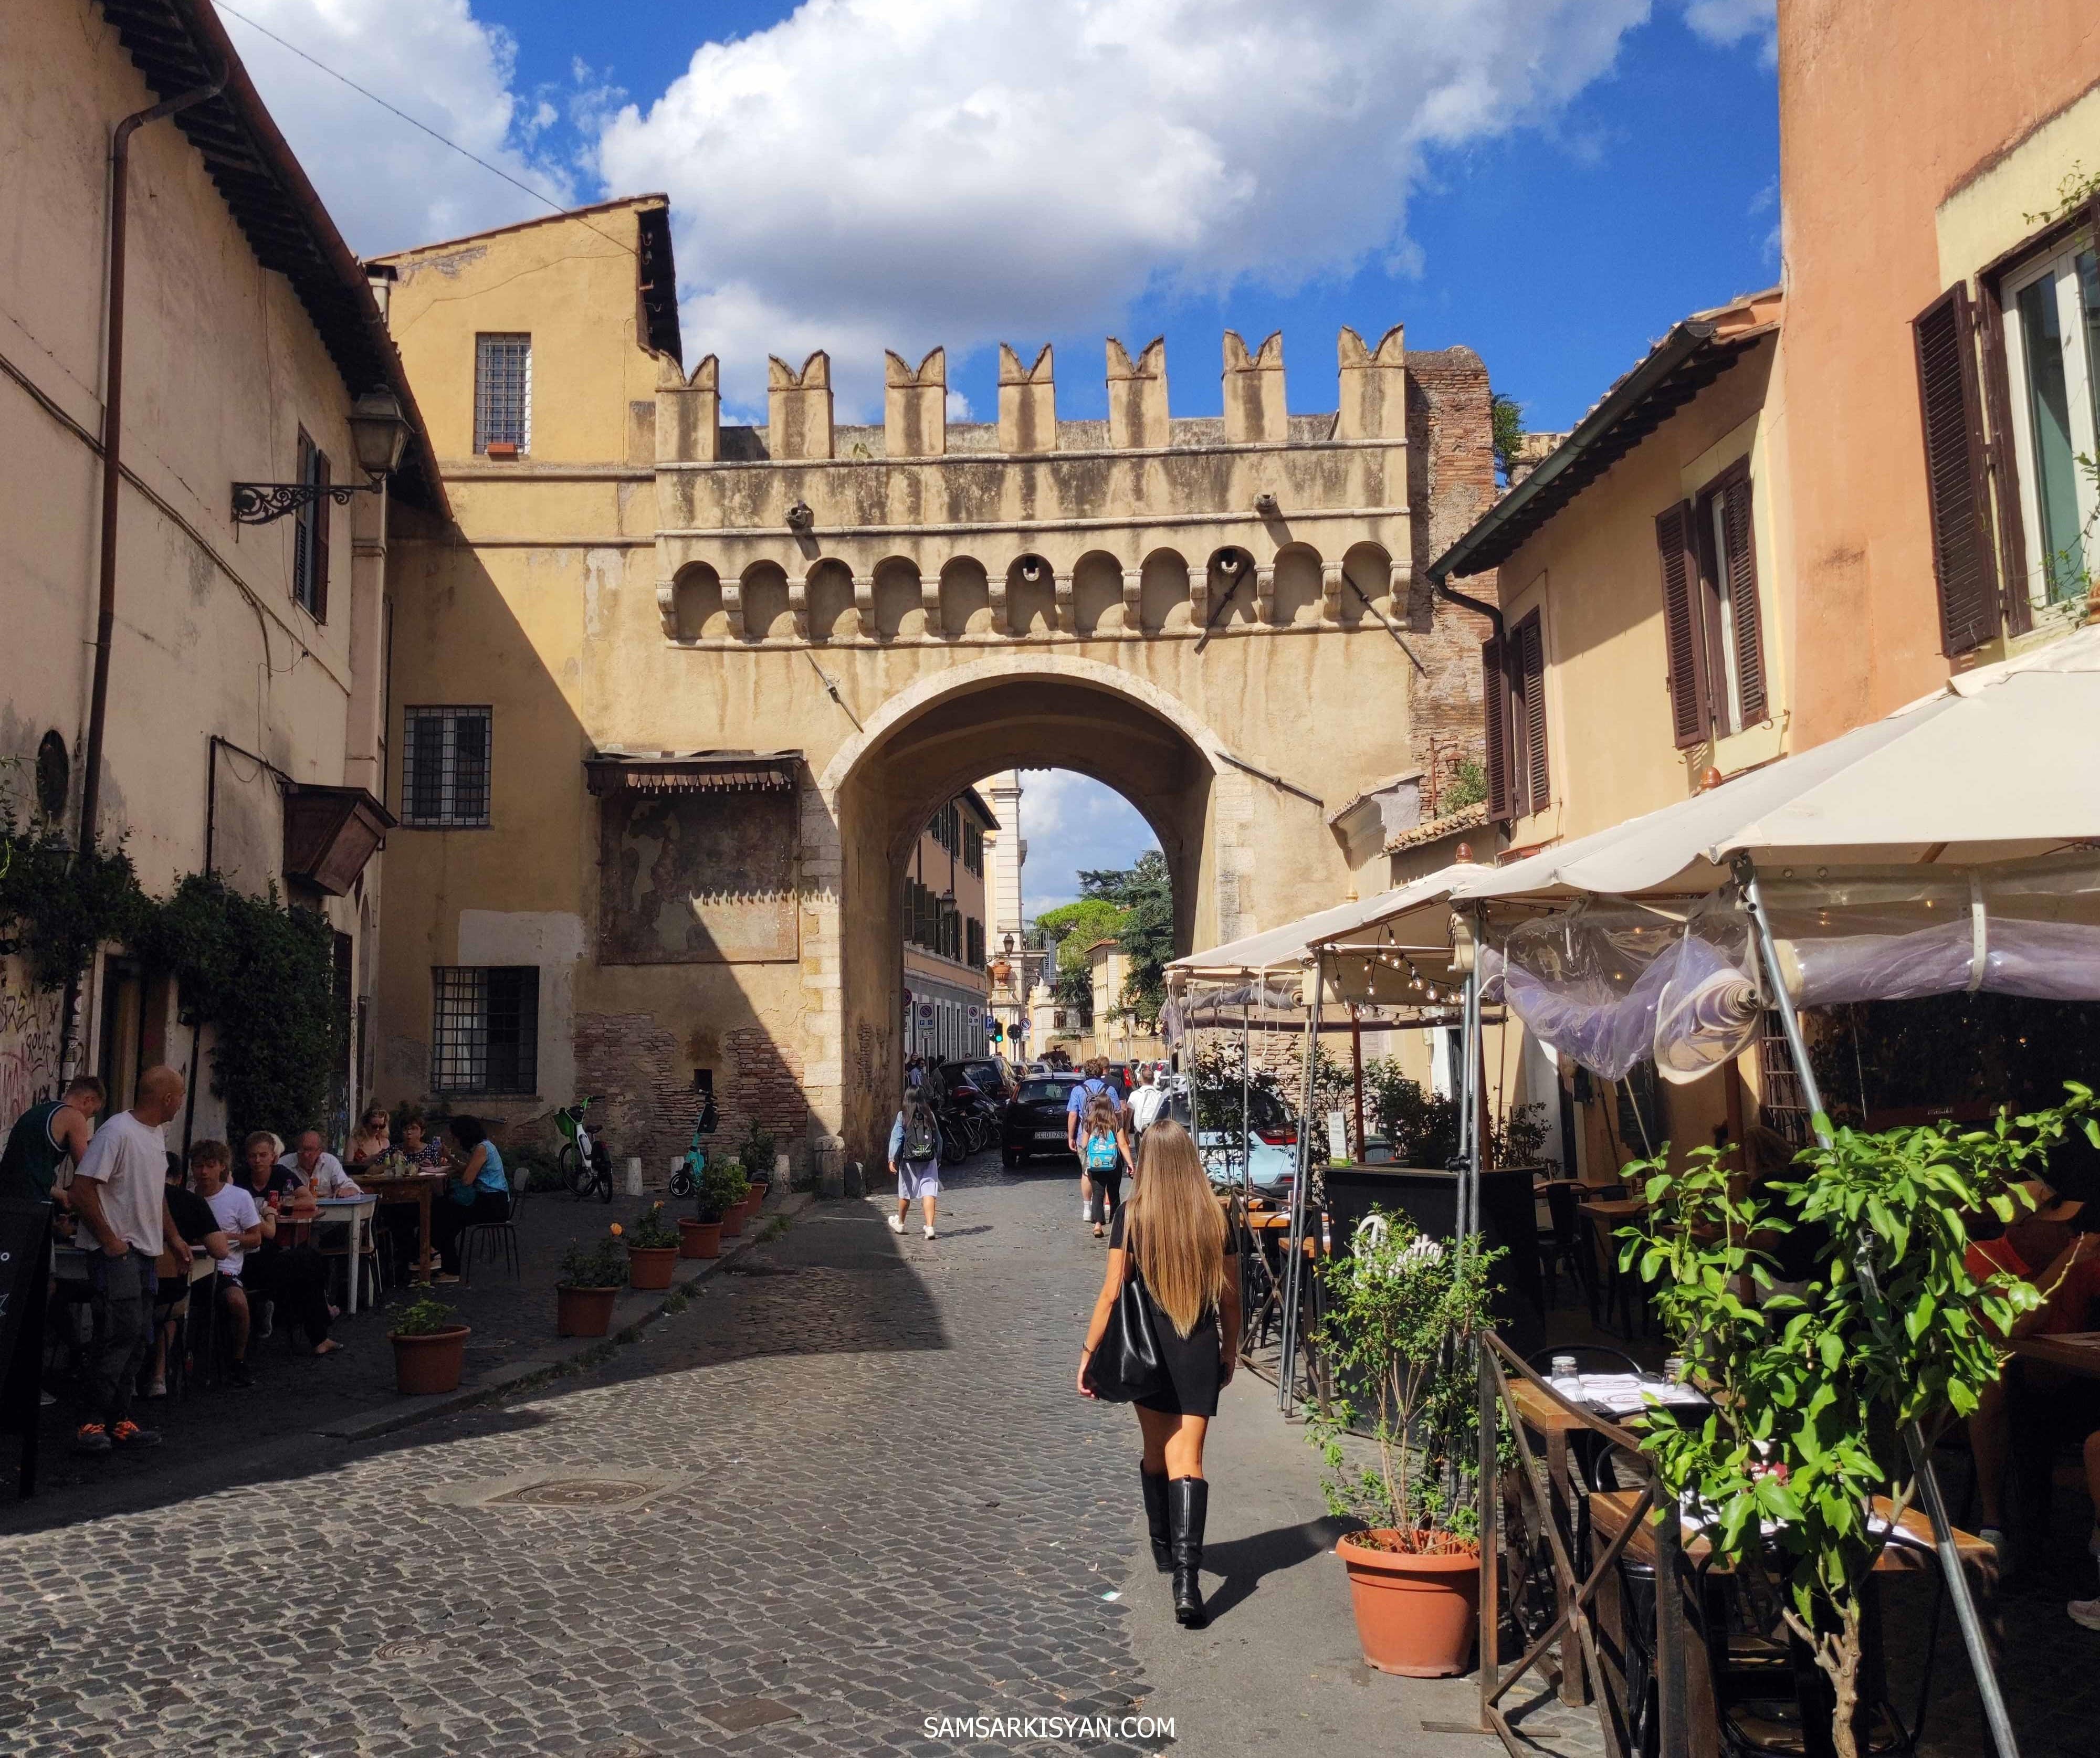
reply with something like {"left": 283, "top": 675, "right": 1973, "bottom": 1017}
{"left": 0, "top": 955, "right": 62, "bottom": 1125}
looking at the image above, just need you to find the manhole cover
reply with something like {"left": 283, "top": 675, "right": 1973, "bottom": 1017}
{"left": 491, "top": 1478, "right": 658, "bottom": 1508}
{"left": 697, "top": 1698, "right": 800, "bottom": 1733}
{"left": 373, "top": 1636, "right": 449, "bottom": 1662}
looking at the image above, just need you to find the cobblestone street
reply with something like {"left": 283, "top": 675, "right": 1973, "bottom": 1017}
{"left": 0, "top": 1155, "right": 1502, "bottom": 1757}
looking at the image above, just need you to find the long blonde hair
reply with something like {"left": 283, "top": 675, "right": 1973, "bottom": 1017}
{"left": 1122, "top": 1119, "right": 1226, "bottom": 1337}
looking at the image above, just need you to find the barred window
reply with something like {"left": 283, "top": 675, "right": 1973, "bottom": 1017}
{"left": 401, "top": 707, "right": 491, "bottom": 826}
{"left": 474, "top": 333, "right": 532, "bottom": 453}
{"left": 430, "top": 966, "right": 539, "bottom": 1094}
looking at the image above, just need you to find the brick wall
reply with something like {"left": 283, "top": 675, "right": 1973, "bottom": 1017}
{"left": 572, "top": 1013, "right": 810, "bottom": 1191}
{"left": 1404, "top": 346, "right": 1502, "bottom": 801}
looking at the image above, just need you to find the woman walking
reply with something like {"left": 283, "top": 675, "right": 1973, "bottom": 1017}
{"left": 1078, "top": 1092, "right": 1132, "bottom": 1239}
{"left": 1077, "top": 1119, "right": 1240, "bottom": 1627}
{"left": 887, "top": 1088, "right": 941, "bottom": 1240}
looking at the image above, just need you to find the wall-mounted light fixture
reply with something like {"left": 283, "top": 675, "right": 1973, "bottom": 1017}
{"left": 231, "top": 388, "right": 412, "bottom": 524}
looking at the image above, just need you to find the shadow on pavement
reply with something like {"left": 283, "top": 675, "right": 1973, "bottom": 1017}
{"left": 1201, "top": 1511, "right": 1357, "bottom": 1623}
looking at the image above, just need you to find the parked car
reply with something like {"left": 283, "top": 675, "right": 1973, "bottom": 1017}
{"left": 1001, "top": 1073, "right": 1082, "bottom": 1167}
{"left": 1199, "top": 1129, "right": 1298, "bottom": 1199}
{"left": 942, "top": 1056, "right": 1014, "bottom": 1103}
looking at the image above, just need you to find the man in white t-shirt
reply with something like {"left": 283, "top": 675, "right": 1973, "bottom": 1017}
{"left": 1128, "top": 1064, "right": 1168, "bottom": 1148}
{"left": 69, "top": 1064, "right": 190, "bottom": 1453}
{"left": 277, "top": 1129, "right": 363, "bottom": 1196}
{"left": 194, "top": 1142, "right": 266, "bottom": 1386}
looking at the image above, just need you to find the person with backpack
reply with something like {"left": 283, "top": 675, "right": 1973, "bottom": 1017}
{"left": 1066, "top": 1057, "right": 1116, "bottom": 1223}
{"left": 1078, "top": 1092, "right": 1133, "bottom": 1239}
{"left": 887, "top": 1089, "right": 942, "bottom": 1240}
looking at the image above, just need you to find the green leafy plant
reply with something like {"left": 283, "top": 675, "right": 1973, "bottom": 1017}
{"left": 1441, "top": 757, "right": 1489, "bottom": 813}
{"left": 1617, "top": 1086, "right": 2096, "bottom": 1756}
{"left": 1490, "top": 391, "right": 1526, "bottom": 485}
{"left": 736, "top": 1118, "right": 776, "bottom": 1181}
{"left": 1490, "top": 1101, "right": 1551, "bottom": 1169}
{"left": 1310, "top": 1207, "right": 1503, "bottom": 1550}
{"left": 0, "top": 798, "right": 148, "bottom": 990}
{"left": 557, "top": 1227, "right": 630, "bottom": 1290}
{"left": 626, "top": 1201, "right": 681, "bottom": 1250}
{"left": 1365, "top": 1060, "right": 1461, "bottom": 1167}
{"left": 694, "top": 1155, "right": 748, "bottom": 1224}
{"left": 388, "top": 1294, "right": 459, "bottom": 1338}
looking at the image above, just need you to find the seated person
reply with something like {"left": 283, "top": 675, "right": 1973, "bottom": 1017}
{"left": 149, "top": 1146, "right": 233, "bottom": 1398}
{"left": 397, "top": 1113, "right": 446, "bottom": 1172}
{"left": 194, "top": 1140, "right": 268, "bottom": 1387}
{"left": 432, "top": 1114, "right": 509, "bottom": 1284}
{"left": 345, "top": 1108, "right": 394, "bottom": 1169}
{"left": 227, "top": 1133, "right": 342, "bottom": 1360}
{"left": 277, "top": 1129, "right": 363, "bottom": 1197}
{"left": 1962, "top": 1179, "right": 2100, "bottom": 1628}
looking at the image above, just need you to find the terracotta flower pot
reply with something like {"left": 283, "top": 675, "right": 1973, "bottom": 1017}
{"left": 678, "top": 1217, "right": 723, "bottom": 1259}
{"left": 390, "top": 1324, "right": 470, "bottom": 1396}
{"left": 1335, "top": 1531, "right": 1480, "bottom": 1678}
{"left": 720, "top": 1198, "right": 747, "bottom": 1238}
{"left": 556, "top": 1284, "right": 619, "bottom": 1338}
{"left": 627, "top": 1244, "right": 677, "bottom": 1290}
{"left": 745, "top": 1180, "right": 770, "bottom": 1213}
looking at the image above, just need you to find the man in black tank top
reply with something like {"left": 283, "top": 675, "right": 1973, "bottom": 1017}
{"left": 0, "top": 1075, "right": 106, "bottom": 1208}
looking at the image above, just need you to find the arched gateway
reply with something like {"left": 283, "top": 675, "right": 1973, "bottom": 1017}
{"left": 371, "top": 197, "right": 1498, "bottom": 1177}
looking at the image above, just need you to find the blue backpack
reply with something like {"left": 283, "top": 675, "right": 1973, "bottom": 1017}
{"left": 1084, "top": 1131, "right": 1120, "bottom": 1172}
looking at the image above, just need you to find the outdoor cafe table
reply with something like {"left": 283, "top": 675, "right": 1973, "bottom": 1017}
{"left": 353, "top": 1172, "right": 448, "bottom": 1286}
{"left": 1587, "top": 1487, "right": 1995, "bottom": 1758}
{"left": 269, "top": 1196, "right": 380, "bottom": 1314}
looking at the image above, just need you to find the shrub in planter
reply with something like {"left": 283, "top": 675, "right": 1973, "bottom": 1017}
{"left": 625, "top": 1202, "right": 681, "bottom": 1290}
{"left": 1310, "top": 1208, "right": 1502, "bottom": 1678}
{"left": 678, "top": 1215, "right": 723, "bottom": 1259}
{"left": 388, "top": 1294, "right": 469, "bottom": 1395}
{"left": 712, "top": 1158, "right": 752, "bottom": 1237}
{"left": 555, "top": 1228, "right": 628, "bottom": 1336}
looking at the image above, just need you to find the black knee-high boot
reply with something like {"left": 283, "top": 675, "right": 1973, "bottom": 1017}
{"left": 1169, "top": 1476, "right": 1209, "bottom": 1627}
{"left": 1141, "top": 1467, "right": 1171, "bottom": 1572}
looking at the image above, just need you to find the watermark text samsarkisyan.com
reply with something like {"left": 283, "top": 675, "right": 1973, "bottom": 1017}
{"left": 922, "top": 1713, "right": 1174, "bottom": 1742}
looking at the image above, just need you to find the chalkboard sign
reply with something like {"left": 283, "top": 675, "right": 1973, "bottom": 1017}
{"left": 0, "top": 1198, "right": 54, "bottom": 1498}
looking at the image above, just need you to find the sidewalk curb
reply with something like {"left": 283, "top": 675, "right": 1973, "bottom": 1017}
{"left": 317, "top": 1193, "right": 816, "bottom": 1444}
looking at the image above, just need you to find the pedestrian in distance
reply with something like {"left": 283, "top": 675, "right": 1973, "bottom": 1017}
{"left": 887, "top": 1089, "right": 941, "bottom": 1239}
{"left": 68, "top": 1064, "right": 190, "bottom": 1454}
{"left": 1066, "top": 1056, "right": 1116, "bottom": 1223}
{"left": 0, "top": 1072, "right": 104, "bottom": 1209}
{"left": 1127, "top": 1062, "right": 1167, "bottom": 1152}
{"left": 1079, "top": 1092, "right": 1133, "bottom": 1239}
{"left": 1077, "top": 1119, "right": 1240, "bottom": 1628}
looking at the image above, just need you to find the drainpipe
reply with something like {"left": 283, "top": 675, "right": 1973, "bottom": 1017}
{"left": 1432, "top": 579, "right": 1504, "bottom": 644}
{"left": 64, "top": 77, "right": 224, "bottom": 1076}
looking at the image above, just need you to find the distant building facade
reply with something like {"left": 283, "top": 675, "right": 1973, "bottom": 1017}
{"left": 902, "top": 789, "right": 996, "bottom": 1062}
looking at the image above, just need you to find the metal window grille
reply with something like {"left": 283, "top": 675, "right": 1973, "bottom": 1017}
{"left": 400, "top": 707, "right": 491, "bottom": 826}
{"left": 474, "top": 333, "right": 531, "bottom": 452}
{"left": 430, "top": 966, "right": 538, "bottom": 1094}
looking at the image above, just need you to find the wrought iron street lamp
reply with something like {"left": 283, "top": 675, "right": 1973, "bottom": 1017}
{"left": 230, "top": 388, "right": 413, "bottom": 524}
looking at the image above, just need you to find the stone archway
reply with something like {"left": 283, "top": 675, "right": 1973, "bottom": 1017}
{"left": 805, "top": 655, "right": 1253, "bottom": 1164}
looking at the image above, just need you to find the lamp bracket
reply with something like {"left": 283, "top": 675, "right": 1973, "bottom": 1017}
{"left": 231, "top": 476, "right": 382, "bottom": 525}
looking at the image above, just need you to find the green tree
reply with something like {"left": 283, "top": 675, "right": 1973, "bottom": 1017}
{"left": 1079, "top": 850, "right": 1174, "bottom": 1027}
{"left": 1619, "top": 1089, "right": 2095, "bottom": 1755}
{"left": 1490, "top": 391, "right": 1525, "bottom": 486}
{"left": 1033, "top": 895, "right": 1127, "bottom": 1029}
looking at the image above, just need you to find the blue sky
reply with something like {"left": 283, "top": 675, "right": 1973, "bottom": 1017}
{"left": 222, "top": 0, "right": 1779, "bottom": 909}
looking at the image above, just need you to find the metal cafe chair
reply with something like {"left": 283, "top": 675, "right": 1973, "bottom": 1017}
{"left": 462, "top": 1178, "right": 526, "bottom": 1287}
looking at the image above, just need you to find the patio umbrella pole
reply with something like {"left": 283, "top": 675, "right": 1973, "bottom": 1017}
{"left": 1278, "top": 952, "right": 1322, "bottom": 1414}
{"left": 1242, "top": 993, "right": 1253, "bottom": 1198}
{"left": 1739, "top": 861, "right": 2020, "bottom": 1758}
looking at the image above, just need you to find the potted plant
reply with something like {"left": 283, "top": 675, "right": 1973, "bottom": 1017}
{"left": 1309, "top": 1207, "right": 1501, "bottom": 1677}
{"left": 738, "top": 1120, "right": 776, "bottom": 1211}
{"left": 555, "top": 1227, "right": 628, "bottom": 1336}
{"left": 388, "top": 1293, "right": 469, "bottom": 1396}
{"left": 1616, "top": 1083, "right": 2096, "bottom": 1758}
{"left": 717, "top": 1157, "right": 753, "bottom": 1237}
{"left": 625, "top": 1201, "right": 681, "bottom": 1290}
{"left": 681, "top": 1156, "right": 743, "bottom": 1258}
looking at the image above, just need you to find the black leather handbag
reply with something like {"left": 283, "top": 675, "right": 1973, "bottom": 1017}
{"left": 1084, "top": 1260, "right": 1169, "bottom": 1404}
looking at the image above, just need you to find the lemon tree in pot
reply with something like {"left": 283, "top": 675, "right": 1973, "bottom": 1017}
{"left": 626, "top": 1201, "right": 681, "bottom": 1289}
{"left": 388, "top": 1293, "right": 469, "bottom": 1395}
{"left": 555, "top": 1226, "right": 627, "bottom": 1337}
{"left": 1310, "top": 1207, "right": 1502, "bottom": 1677}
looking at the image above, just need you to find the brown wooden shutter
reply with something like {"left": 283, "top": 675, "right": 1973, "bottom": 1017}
{"left": 1974, "top": 287, "right": 2031, "bottom": 635}
{"left": 311, "top": 450, "right": 331, "bottom": 622}
{"left": 1718, "top": 472, "right": 1767, "bottom": 724}
{"left": 1655, "top": 501, "right": 1709, "bottom": 749}
{"left": 1517, "top": 613, "right": 1549, "bottom": 810}
{"left": 1480, "top": 634, "right": 1510, "bottom": 820}
{"left": 1913, "top": 284, "right": 1999, "bottom": 654}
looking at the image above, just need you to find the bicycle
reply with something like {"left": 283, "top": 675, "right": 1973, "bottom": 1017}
{"left": 557, "top": 1096, "right": 614, "bottom": 1202}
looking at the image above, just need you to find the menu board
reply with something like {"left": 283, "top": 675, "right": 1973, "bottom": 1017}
{"left": 0, "top": 1199, "right": 55, "bottom": 1496}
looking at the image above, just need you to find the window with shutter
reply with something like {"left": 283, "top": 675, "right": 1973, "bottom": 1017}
{"left": 292, "top": 430, "right": 313, "bottom": 606}
{"left": 1913, "top": 285, "right": 2000, "bottom": 654}
{"left": 1480, "top": 635, "right": 1510, "bottom": 820}
{"left": 1976, "top": 288, "right": 2033, "bottom": 635}
{"left": 1515, "top": 612, "right": 1548, "bottom": 813}
{"left": 309, "top": 451, "right": 331, "bottom": 622}
{"left": 1655, "top": 501, "right": 1709, "bottom": 749}
{"left": 1692, "top": 462, "right": 1768, "bottom": 735}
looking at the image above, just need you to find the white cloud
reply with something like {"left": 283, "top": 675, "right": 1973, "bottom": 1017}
{"left": 219, "top": 0, "right": 576, "bottom": 255}
{"left": 1682, "top": 0, "right": 1777, "bottom": 66}
{"left": 596, "top": 0, "right": 1654, "bottom": 415}
{"left": 1015, "top": 769, "right": 1157, "bottom": 917}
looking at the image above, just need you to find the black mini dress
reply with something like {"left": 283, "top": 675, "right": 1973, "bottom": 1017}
{"left": 1109, "top": 1207, "right": 1238, "bottom": 1418}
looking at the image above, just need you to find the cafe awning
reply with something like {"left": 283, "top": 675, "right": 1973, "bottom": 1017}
{"left": 583, "top": 750, "right": 802, "bottom": 796}
{"left": 1452, "top": 622, "right": 2100, "bottom": 903}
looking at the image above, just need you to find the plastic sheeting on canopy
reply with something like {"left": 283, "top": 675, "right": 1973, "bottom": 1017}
{"left": 1165, "top": 865, "right": 1477, "bottom": 991}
